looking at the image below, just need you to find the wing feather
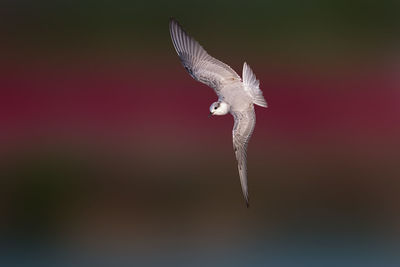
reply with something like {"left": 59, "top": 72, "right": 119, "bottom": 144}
{"left": 232, "top": 107, "right": 256, "bottom": 207}
{"left": 169, "top": 18, "right": 241, "bottom": 93}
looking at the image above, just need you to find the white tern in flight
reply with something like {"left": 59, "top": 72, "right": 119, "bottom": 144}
{"left": 169, "top": 18, "right": 268, "bottom": 207}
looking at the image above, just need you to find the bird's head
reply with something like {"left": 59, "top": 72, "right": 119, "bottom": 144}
{"left": 209, "top": 101, "right": 230, "bottom": 116}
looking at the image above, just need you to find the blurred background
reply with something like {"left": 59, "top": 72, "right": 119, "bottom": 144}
{"left": 1, "top": 0, "right": 400, "bottom": 265}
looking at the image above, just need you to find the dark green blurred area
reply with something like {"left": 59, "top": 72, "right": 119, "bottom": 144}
{"left": 2, "top": 140, "right": 399, "bottom": 243}
{"left": 3, "top": 0, "right": 400, "bottom": 61}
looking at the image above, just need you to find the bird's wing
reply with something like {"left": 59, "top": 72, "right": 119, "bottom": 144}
{"left": 232, "top": 106, "right": 256, "bottom": 207}
{"left": 169, "top": 18, "right": 241, "bottom": 94}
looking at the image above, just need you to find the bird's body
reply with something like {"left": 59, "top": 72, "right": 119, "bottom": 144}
{"left": 169, "top": 18, "right": 267, "bottom": 207}
{"left": 220, "top": 83, "right": 252, "bottom": 111}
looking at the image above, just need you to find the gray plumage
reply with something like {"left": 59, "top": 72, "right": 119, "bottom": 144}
{"left": 169, "top": 18, "right": 267, "bottom": 207}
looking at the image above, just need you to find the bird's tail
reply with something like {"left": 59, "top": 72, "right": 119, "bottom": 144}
{"left": 242, "top": 62, "right": 268, "bottom": 108}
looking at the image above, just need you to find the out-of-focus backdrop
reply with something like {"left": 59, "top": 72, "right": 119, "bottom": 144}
{"left": 1, "top": 1, "right": 400, "bottom": 265}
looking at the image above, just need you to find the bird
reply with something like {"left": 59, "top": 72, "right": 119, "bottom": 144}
{"left": 169, "top": 18, "right": 267, "bottom": 207}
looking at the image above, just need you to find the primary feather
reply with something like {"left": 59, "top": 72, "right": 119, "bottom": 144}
{"left": 169, "top": 18, "right": 240, "bottom": 94}
{"left": 232, "top": 107, "right": 256, "bottom": 207}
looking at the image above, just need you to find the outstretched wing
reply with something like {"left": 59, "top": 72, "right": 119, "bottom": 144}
{"left": 169, "top": 18, "right": 241, "bottom": 94}
{"left": 232, "top": 107, "right": 256, "bottom": 207}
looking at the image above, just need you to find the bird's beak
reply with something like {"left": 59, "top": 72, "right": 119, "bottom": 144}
{"left": 208, "top": 112, "right": 213, "bottom": 118}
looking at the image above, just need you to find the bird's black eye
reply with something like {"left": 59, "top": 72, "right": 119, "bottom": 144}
{"left": 214, "top": 106, "right": 217, "bottom": 109}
